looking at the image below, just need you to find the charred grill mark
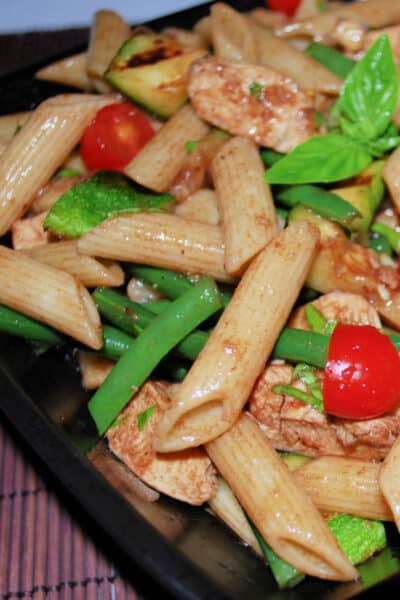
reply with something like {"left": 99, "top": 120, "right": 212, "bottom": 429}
{"left": 127, "top": 45, "right": 183, "bottom": 68}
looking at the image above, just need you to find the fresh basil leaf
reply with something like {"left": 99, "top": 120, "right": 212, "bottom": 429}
{"left": 45, "top": 171, "right": 173, "bottom": 238}
{"left": 337, "top": 35, "right": 398, "bottom": 140}
{"left": 264, "top": 134, "right": 372, "bottom": 184}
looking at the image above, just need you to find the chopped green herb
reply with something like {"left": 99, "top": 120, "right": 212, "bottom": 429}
{"left": 318, "top": 0, "right": 327, "bottom": 11}
{"left": 305, "top": 304, "right": 337, "bottom": 335}
{"left": 314, "top": 110, "right": 324, "bottom": 128}
{"left": 54, "top": 168, "right": 81, "bottom": 180}
{"left": 249, "top": 81, "right": 264, "bottom": 100}
{"left": 109, "top": 415, "right": 128, "bottom": 429}
{"left": 137, "top": 404, "right": 157, "bottom": 431}
{"left": 185, "top": 140, "right": 198, "bottom": 154}
{"left": 272, "top": 383, "right": 324, "bottom": 412}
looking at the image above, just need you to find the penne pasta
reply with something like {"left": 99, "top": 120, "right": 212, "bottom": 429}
{"left": 211, "top": 3, "right": 257, "bottom": 63}
{"left": 212, "top": 136, "right": 278, "bottom": 275}
{"left": 0, "top": 94, "right": 114, "bottom": 236}
{"left": 77, "top": 213, "right": 233, "bottom": 283}
{"left": 162, "top": 27, "right": 207, "bottom": 50}
{"left": 382, "top": 146, "right": 400, "bottom": 213}
{"left": 208, "top": 477, "right": 262, "bottom": 556}
{"left": 79, "top": 351, "right": 114, "bottom": 390}
{"left": 35, "top": 52, "right": 92, "bottom": 90}
{"left": 276, "top": 0, "right": 400, "bottom": 40}
{"left": 379, "top": 436, "right": 400, "bottom": 531}
{"left": 0, "top": 111, "right": 31, "bottom": 142}
{"left": 294, "top": 456, "right": 393, "bottom": 522}
{"left": 153, "top": 221, "right": 319, "bottom": 452}
{"left": 124, "top": 104, "right": 209, "bottom": 193}
{"left": 206, "top": 413, "right": 357, "bottom": 580}
{"left": 30, "top": 175, "right": 83, "bottom": 214}
{"left": 87, "top": 10, "right": 131, "bottom": 92}
{"left": 252, "top": 21, "right": 342, "bottom": 95}
{"left": 174, "top": 189, "right": 220, "bottom": 225}
{"left": 0, "top": 246, "right": 102, "bottom": 349}
{"left": 23, "top": 240, "right": 125, "bottom": 288}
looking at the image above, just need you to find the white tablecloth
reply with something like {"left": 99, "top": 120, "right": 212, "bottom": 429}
{"left": 0, "top": 0, "right": 202, "bottom": 33}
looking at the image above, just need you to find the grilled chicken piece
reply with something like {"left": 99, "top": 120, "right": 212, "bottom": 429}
{"left": 290, "top": 291, "right": 382, "bottom": 330}
{"left": 249, "top": 363, "right": 400, "bottom": 461}
{"left": 11, "top": 211, "right": 49, "bottom": 250}
{"left": 188, "top": 56, "right": 319, "bottom": 153}
{"left": 107, "top": 381, "right": 217, "bottom": 505}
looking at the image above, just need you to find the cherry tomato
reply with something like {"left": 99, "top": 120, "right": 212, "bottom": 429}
{"left": 267, "top": 0, "right": 301, "bottom": 17}
{"left": 397, "top": 256, "right": 400, "bottom": 275}
{"left": 80, "top": 102, "right": 154, "bottom": 172}
{"left": 323, "top": 324, "right": 400, "bottom": 420}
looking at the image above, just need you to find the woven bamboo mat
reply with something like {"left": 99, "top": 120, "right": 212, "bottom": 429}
{"left": 0, "top": 416, "right": 138, "bottom": 600}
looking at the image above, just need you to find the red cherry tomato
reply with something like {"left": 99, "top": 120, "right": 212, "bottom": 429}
{"left": 80, "top": 102, "right": 154, "bottom": 172}
{"left": 267, "top": 0, "right": 301, "bottom": 17}
{"left": 323, "top": 324, "right": 400, "bottom": 420}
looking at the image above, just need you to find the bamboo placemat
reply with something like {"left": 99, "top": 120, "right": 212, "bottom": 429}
{"left": 0, "top": 416, "right": 138, "bottom": 600}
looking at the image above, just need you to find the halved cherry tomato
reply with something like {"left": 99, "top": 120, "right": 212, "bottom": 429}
{"left": 267, "top": 0, "right": 301, "bottom": 17}
{"left": 323, "top": 324, "right": 400, "bottom": 420}
{"left": 80, "top": 102, "right": 154, "bottom": 172}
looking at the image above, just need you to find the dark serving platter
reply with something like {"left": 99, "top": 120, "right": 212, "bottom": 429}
{"left": 1, "top": 1, "right": 400, "bottom": 598}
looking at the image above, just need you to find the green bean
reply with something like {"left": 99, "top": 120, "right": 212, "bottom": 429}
{"left": 277, "top": 185, "right": 360, "bottom": 226}
{"left": 94, "top": 288, "right": 210, "bottom": 361}
{"left": 251, "top": 524, "right": 304, "bottom": 589}
{"left": 272, "top": 328, "right": 329, "bottom": 368}
{"left": 369, "top": 232, "right": 392, "bottom": 256}
{"left": 0, "top": 304, "right": 64, "bottom": 345}
{"left": 89, "top": 277, "right": 222, "bottom": 434}
{"left": 128, "top": 265, "right": 232, "bottom": 307}
{"left": 306, "top": 42, "right": 356, "bottom": 79}
{"left": 371, "top": 222, "right": 400, "bottom": 253}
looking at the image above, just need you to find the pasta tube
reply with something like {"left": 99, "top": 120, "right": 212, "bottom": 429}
{"left": 206, "top": 413, "right": 357, "bottom": 581}
{"left": 124, "top": 104, "right": 209, "bottom": 193}
{"left": 212, "top": 136, "right": 278, "bottom": 275}
{"left": 379, "top": 436, "right": 400, "bottom": 531}
{"left": 153, "top": 221, "right": 319, "bottom": 452}
{"left": 0, "top": 246, "right": 102, "bottom": 349}
{"left": 36, "top": 53, "right": 91, "bottom": 90}
{"left": 0, "top": 94, "right": 114, "bottom": 236}
{"left": 23, "top": 240, "right": 125, "bottom": 288}
{"left": 174, "top": 189, "right": 220, "bottom": 225}
{"left": 294, "top": 457, "right": 393, "bottom": 522}
{"left": 0, "top": 111, "right": 31, "bottom": 142}
{"left": 77, "top": 213, "right": 233, "bottom": 283}
{"left": 87, "top": 10, "right": 131, "bottom": 92}
{"left": 211, "top": 3, "right": 257, "bottom": 63}
{"left": 382, "top": 146, "right": 400, "bottom": 213}
{"left": 79, "top": 351, "right": 114, "bottom": 390}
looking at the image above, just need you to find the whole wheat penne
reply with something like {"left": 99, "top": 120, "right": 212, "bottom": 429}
{"left": 206, "top": 413, "right": 357, "bottom": 581}
{"left": 77, "top": 213, "right": 233, "bottom": 283}
{"left": 306, "top": 226, "right": 400, "bottom": 329}
{"left": 0, "top": 111, "right": 31, "bottom": 142}
{"left": 211, "top": 3, "right": 257, "bottom": 63}
{"left": 162, "top": 27, "right": 208, "bottom": 50}
{"left": 0, "top": 94, "right": 114, "bottom": 236}
{"left": 0, "top": 246, "right": 102, "bottom": 349}
{"left": 293, "top": 457, "right": 393, "bottom": 522}
{"left": 36, "top": 53, "right": 91, "bottom": 90}
{"left": 30, "top": 175, "right": 83, "bottom": 214}
{"left": 0, "top": 139, "right": 8, "bottom": 157}
{"left": 209, "top": 476, "right": 262, "bottom": 556}
{"left": 379, "top": 436, "right": 400, "bottom": 531}
{"left": 247, "top": 8, "right": 288, "bottom": 29}
{"left": 212, "top": 136, "right": 278, "bottom": 276}
{"left": 252, "top": 21, "right": 342, "bottom": 95}
{"left": 174, "top": 189, "right": 220, "bottom": 225}
{"left": 294, "top": 0, "right": 323, "bottom": 19}
{"left": 23, "top": 240, "right": 125, "bottom": 288}
{"left": 79, "top": 351, "right": 114, "bottom": 390}
{"left": 382, "top": 147, "right": 400, "bottom": 213}
{"left": 276, "top": 0, "right": 400, "bottom": 39}
{"left": 87, "top": 10, "right": 131, "bottom": 92}
{"left": 124, "top": 104, "right": 209, "bottom": 193}
{"left": 153, "top": 221, "right": 319, "bottom": 452}
{"left": 194, "top": 15, "right": 212, "bottom": 44}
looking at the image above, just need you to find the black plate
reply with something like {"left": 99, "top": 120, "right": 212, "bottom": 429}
{"left": 1, "top": 2, "right": 400, "bottom": 598}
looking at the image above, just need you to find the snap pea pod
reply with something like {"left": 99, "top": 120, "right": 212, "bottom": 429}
{"left": 89, "top": 277, "right": 222, "bottom": 435}
{"left": 0, "top": 304, "right": 64, "bottom": 345}
{"left": 94, "top": 287, "right": 210, "bottom": 361}
{"left": 128, "top": 265, "right": 232, "bottom": 307}
{"left": 277, "top": 185, "right": 360, "bottom": 226}
{"left": 306, "top": 42, "right": 356, "bottom": 79}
